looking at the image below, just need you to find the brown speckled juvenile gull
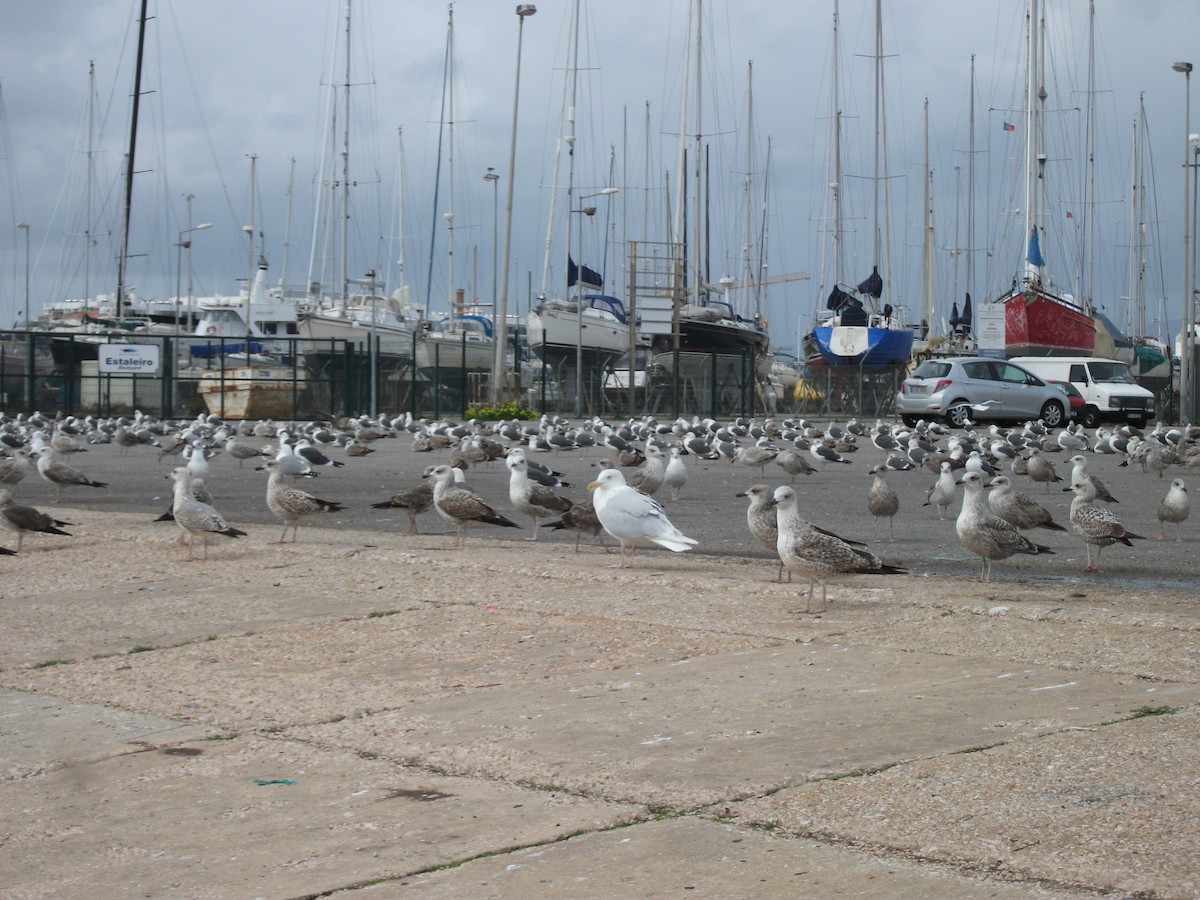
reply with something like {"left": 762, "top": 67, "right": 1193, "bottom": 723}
{"left": 770, "top": 484, "right": 905, "bottom": 612}
{"left": 167, "top": 467, "right": 245, "bottom": 560}
{"left": 35, "top": 447, "right": 107, "bottom": 503}
{"left": 371, "top": 473, "right": 435, "bottom": 535}
{"left": 867, "top": 464, "right": 900, "bottom": 540}
{"left": 425, "top": 464, "right": 519, "bottom": 548}
{"left": 0, "top": 450, "right": 32, "bottom": 486}
{"left": 0, "top": 489, "right": 73, "bottom": 553}
{"left": 955, "top": 471, "right": 1053, "bottom": 582}
{"left": 544, "top": 496, "right": 610, "bottom": 553}
{"left": 261, "top": 458, "right": 345, "bottom": 544}
{"left": 1069, "top": 474, "right": 1144, "bottom": 573}
{"left": 987, "top": 475, "right": 1066, "bottom": 532}
{"left": 737, "top": 484, "right": 786, "bottom": 582}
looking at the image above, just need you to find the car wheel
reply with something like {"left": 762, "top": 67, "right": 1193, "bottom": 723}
{"left": 901, "top": 415, "right": 919, "bottom": 427}
{"left": 946, "top": 402, "right": 972, "bottom": 428}
{"left": 1081, "top": 407, "right": 1102, "bottom": 429}
{"left": 1039, "top": 399, "right": 1065, "bottom": 428}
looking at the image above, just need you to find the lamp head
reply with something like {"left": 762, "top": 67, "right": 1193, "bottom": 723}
{"left": 516, "top": 4, "right": 536, "bottom": 17}
{"left": 1173, "top": 61, "right": 1194, "bottom": 74}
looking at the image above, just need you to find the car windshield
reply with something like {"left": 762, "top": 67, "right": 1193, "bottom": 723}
{"left": 1087, "top": 361, "right": 1136, "bottom": 384}
{"left": 912, "top": 361, "right": 951, "bottom": 378}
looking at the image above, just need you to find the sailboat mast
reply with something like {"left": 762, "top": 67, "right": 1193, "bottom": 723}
{"left": 341, "top": 0, "right": 352, "bottom": 305}
{"left": 922, "top": 98, "right": 934, "bottom": 330}
{"left": 691, "top": 0, "right": 703, "bottom": 307}
{"left": 740, "top": 61, "right": 754, "bottom": 310}
{"left": 833, "top": 2, "right": 843, "bottom": 282}
{"left": 1024, "top": 0, "right": 1042, "bottom": 287}
{"left": 446, "top": 3, "right": 457, "bottom": 312}
{"left": 562, "top": 0, "right": 581, "bottom": 303}
{"left": 1082, "top": 0, "right": 1097, "bottom": 309}
{"left": 116, "top": 0, "right": 149, "bottom": 318}
{"left": 966, "top": 54, "right": 975, "bottom": 304}
{"left": 871, "top": 0, "right": 882, "bottom": 277}
{"left": 84, "top": 60, "right": 97, "bottom": 316}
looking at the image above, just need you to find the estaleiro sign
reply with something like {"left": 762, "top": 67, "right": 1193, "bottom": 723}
{"left": 98, "top": 343, "right": 161, "bottom": 375}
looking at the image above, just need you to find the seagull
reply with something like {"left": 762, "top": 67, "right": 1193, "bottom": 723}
{"left": 586, "top": 468, "right": 697, "bottom": 568}
{"left": 1063, "top": 454, "right": 1118, "bottom": 503}
{"left": 774, "top": 448, "right": 816, "bottom": 482}
{"left": 0, "top": 450, "right": 32, "bottom": 486}
{"left": 955, "top": 471, "right": 1054, "bottom": 582}
{"left": 424, "top": 464, "right": 519, "bottom": 548}
{"left": 371, "top": 474, "right": 435, "bottom": 535}
{"left": 1069, "top": 475, "right": 1144, "bottom": 573}
{"left": 0, "top": 489, "right": 74, "bottom": 553}
{"left": 866, "top": 464, "right": 900, "bottom": 540}
{"left": 923, "top": 460, "right": 958, "bottom": 521}
{"left": 544, "top": 496, "right": 610, "bottom": 553}
{"left": 663, "top": 446, "right": 688, "bottom": 500}
{"left": 770, "top": 485, "right": 905, "bottom": 612}
{"left": 261, "top": 458, "right": 346, "bottom": 543}
{"left": 1156, "top": 478, "right": 1189, "bottom": 541}
{"left": 167, "top": 467, "right": 246, "bottom": 560}
{"left": 1025, "top": 448, "right": 1062, "bottom": 494}
{"left": 35, "top": 447, "right": 108, "bottom": 503}
{"left": 810, "top": 440, "right": 852, "bottom": 470}
{"left": 223, "top": 436, "right": 271, "bottom": 468}
{"left": 733, "top": 443, "right": 778, "bottom": 476}
{"left": 506, "top": 453, "right": 573, "bottom": 541}
{"left": 625, "top": 444, "right": 667, "bottom": 496}
{"left": 737, "top": 484, "right": 787, "bottom": 582}
{"left": 987, "top": 475, "right": 1067, "bottom": 532}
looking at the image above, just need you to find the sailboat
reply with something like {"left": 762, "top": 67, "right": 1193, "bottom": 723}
{"left": 412, "top": 4, "right": 494, "bottom": 393}
{"left": 804, "top": 0, "right": 914, "bottom": 369}
{"left": 292, "top": 0, "right": 419, "bottom": 381}
{"left": 991, "top": 0, "right": 1094, "bottom": 358}
{"left": 526, "top": 0, "right": 638, "bottom": 378}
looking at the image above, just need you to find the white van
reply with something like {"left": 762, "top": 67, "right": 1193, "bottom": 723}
{"left": 1010, "top": 356, "right": 1155, "bottom": 428}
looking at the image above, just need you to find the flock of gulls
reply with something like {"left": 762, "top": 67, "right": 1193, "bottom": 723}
{"left": 1, "top": 408, "right": 1197, "bottom": 609}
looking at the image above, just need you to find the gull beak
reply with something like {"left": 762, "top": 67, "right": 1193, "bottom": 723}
{"left": 586, "top": 480, "right": 599, "bottom": 491}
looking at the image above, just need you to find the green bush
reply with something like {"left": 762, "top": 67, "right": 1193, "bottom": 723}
{"left": 465, "top": 402, "right": 538, "bottom": 421}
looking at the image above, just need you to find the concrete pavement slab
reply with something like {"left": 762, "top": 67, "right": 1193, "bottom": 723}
{"left": 0, "top": 719, "right": 641, "bottom": 899}
{"left": 295, "top": 640, "right": 1200, "bottom": 810}
{"left": 369, "top": 816, "right": 1089, "bottom": 898}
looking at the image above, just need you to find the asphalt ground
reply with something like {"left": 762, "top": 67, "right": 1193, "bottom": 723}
{"left": 11, "top": 423, "right": 1195, "bottom": 589}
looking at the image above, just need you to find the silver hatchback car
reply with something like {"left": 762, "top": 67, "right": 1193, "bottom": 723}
{"left": 896, "top": 357, "right": 1073, "bottom": 428}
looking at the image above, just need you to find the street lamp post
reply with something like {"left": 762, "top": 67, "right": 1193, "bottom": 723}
{"left": 1174, "top": 61, "right": 1193, "bottom": 423}
{"left": 16, "top": 222, "right": 29, "bottom": 329}
{"left": 175, "top": 223, "right": 212, "bottom": 336}
{"left": 484, "top": 168, "right": 499, "bottom": 311}
{"left": 491, "top": 3, "right": 537, "bottom": 409}
{"left": 571, "top": 188, "right": 619, "bottom": 417}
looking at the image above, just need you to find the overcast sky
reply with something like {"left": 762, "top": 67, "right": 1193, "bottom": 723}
{"left": 2, "top": 0, "right": 1198, "bottom": 355}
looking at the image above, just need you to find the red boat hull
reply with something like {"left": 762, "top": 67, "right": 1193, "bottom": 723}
{"left": 1002, "top": 289, "right": 1095, "bottom": 357}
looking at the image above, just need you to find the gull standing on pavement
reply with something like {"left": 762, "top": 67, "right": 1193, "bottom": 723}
{"left": 770, "top": 485, "right": 905, "bottom": 613}
{"left": 261, "top": 458, "right": 346, "bottom": 544}
{"left": 956, "top": 471, "right": 1054, "bottom": 582}
{"left": 167, "top": 467, "right": 246, "bottom": 560}
{"left": 587, "top": 468, "right": 696, "bottom": 569}
{"left": 1069, "top": 475, "right": 1144, "bottom": 573}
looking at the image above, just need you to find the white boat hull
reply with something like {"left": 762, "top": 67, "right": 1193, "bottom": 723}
{"left": 197, "top": 365, "right": 306, "bottom": 420}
